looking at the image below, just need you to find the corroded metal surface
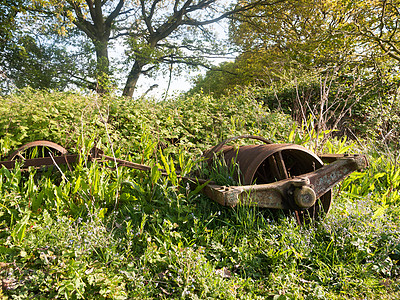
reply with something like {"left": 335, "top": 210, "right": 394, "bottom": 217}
{"left": 90, "top": 147, "right": 152, "bottom": 172}
{"left": 1, "top": 141, "right": 73, "bottom": 170}
{"left": 203, "top": 136, "right": 367, "bottom": 223}
{"left": 300, "top": 156, "right": 368, "bottom": 199}
{"left": 203, "top": 157, "right": 367, "bottom": 211}
{"left": 0, "top": 155, "right": 79, "bottom": 170}
{"left": 220, "top": 144, "right": 324, "bottom": 185}
{"left": 0, "top": 137, "right": 368, "bottom": 223}
{"left": 204, "top": 135, "right": 272, "bottom": 159}
{"left": 8, "top": 140, "right": 68, "bottom": 160}
{"left": 203, "top": 178, "right": 311, "bottom": 209}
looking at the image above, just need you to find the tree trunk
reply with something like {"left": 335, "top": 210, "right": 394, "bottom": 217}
{"left": 94, "top": 39, "right": 110, "bottom": 94}
{"left": 122, "top": 60, "right": 143, "bottom": 98}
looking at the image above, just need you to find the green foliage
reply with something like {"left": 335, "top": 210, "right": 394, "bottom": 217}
{"left": 189, "top": 0, "right": 400, "bottom": 150}
{"left": 0, "top": 87, "right": 294, "bottom": 159}
{"left": 189, "top": 61, "right": 247, "bottom": 97}
{"left": 192, "top": 63, "right": 400, "bottom": 150}
{"left": 0, "top": 90, "right": 399, "bottom": 298}
{"left": 0, "top": 0, "right": 245, "bottom": 96}
{"left": 0, "top": 0, "right": 22, "bottom": 51}
{"left": 1, "top": 35, "right": 72, "bottom": 92}
{"left": 341, "top": 155, "right": 400, "bottom": 219}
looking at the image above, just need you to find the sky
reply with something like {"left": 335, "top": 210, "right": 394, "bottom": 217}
{"left": 133, "top": 67, "right": 198, "bottom": 99}
{"left": 113, "top": 20, "right": 233, "bottom": 99}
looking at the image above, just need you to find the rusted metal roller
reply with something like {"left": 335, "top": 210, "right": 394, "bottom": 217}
{"left": 203, "top": 135, "right": 367, "bottom": 223}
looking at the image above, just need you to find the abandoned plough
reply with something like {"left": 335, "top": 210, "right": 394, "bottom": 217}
{"left": 0, "top": 136, "right": 368, "bottom": 223}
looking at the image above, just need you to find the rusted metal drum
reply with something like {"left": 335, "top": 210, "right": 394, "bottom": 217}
{"left": 206, "top": 136, "right": 332, "bottom": 221}
{"left": 222, "top": 144, "right": 322, "bottom": 184}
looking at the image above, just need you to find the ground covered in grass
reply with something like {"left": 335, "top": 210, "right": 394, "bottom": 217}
{"left": 1, "top": 89, "right": 399, "bottom": 299}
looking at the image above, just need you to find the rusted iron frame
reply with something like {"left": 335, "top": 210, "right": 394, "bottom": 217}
{"left": 88, "top": 147, "right": 210, "bottom": 184}
{"left": 204, "top": 135, "right": 273, "bottom": 160}
{"left": 0, "top": 148, "right": 211, "bottom": 184}
{"left": 202, "top": 155, "right": 367, "bottom": 210}
{"left": 318, "top": 153, "right": 356, "bottom": 164}
{"left": 91, "top": 151, "right": 210, "bottom": 185}
{"left": 0, "top": 155, "right": 79, "bottom": 170}
{"left": 0, "top": 144, "right": 367, "bottom": 212}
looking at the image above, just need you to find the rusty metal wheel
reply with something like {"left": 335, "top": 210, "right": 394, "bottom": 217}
{"left": 207, "top": 136, "right": 332, "bottom": 224}
{"left": 8, "top": 141, "right": 68, "bottom": 161}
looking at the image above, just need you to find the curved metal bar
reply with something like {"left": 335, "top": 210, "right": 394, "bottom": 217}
{"left": 8, "top": 141, "right": 68, "bottom": 160}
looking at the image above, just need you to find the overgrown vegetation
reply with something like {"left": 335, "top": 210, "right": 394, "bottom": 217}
{"left": 1, "top": 89, "right": 400, "bottom": 299}
{"left": 192, "top": 66, "right": 400, "bottom": 149}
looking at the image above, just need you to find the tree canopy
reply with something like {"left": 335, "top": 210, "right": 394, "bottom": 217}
{"left": 0, "top": 0, "right": 285, "bottom": 97}
{"left": 2, "top": 0, "right": 400, "bottom": 100}
{"left": 193, "top": 0, "right": 400, "bottom": 94}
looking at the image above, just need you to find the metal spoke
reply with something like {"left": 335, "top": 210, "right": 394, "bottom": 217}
{"left": 255, "top": 162, "right": 270, "bottom": 183}
{"left": 275, "top": 151, "right": 289, "bottom": 179}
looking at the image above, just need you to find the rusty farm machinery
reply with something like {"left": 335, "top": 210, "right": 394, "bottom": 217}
{"left": 0, "top": 136, "right": 368, "bottom": 223}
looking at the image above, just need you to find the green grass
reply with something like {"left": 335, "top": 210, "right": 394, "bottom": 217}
{"left": 0, "top": 89, "right": 399, "bottom": 299}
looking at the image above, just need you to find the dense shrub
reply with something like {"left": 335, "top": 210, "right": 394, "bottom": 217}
{"left": 0, "top": 87, "right": 294, "bottom": 160}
